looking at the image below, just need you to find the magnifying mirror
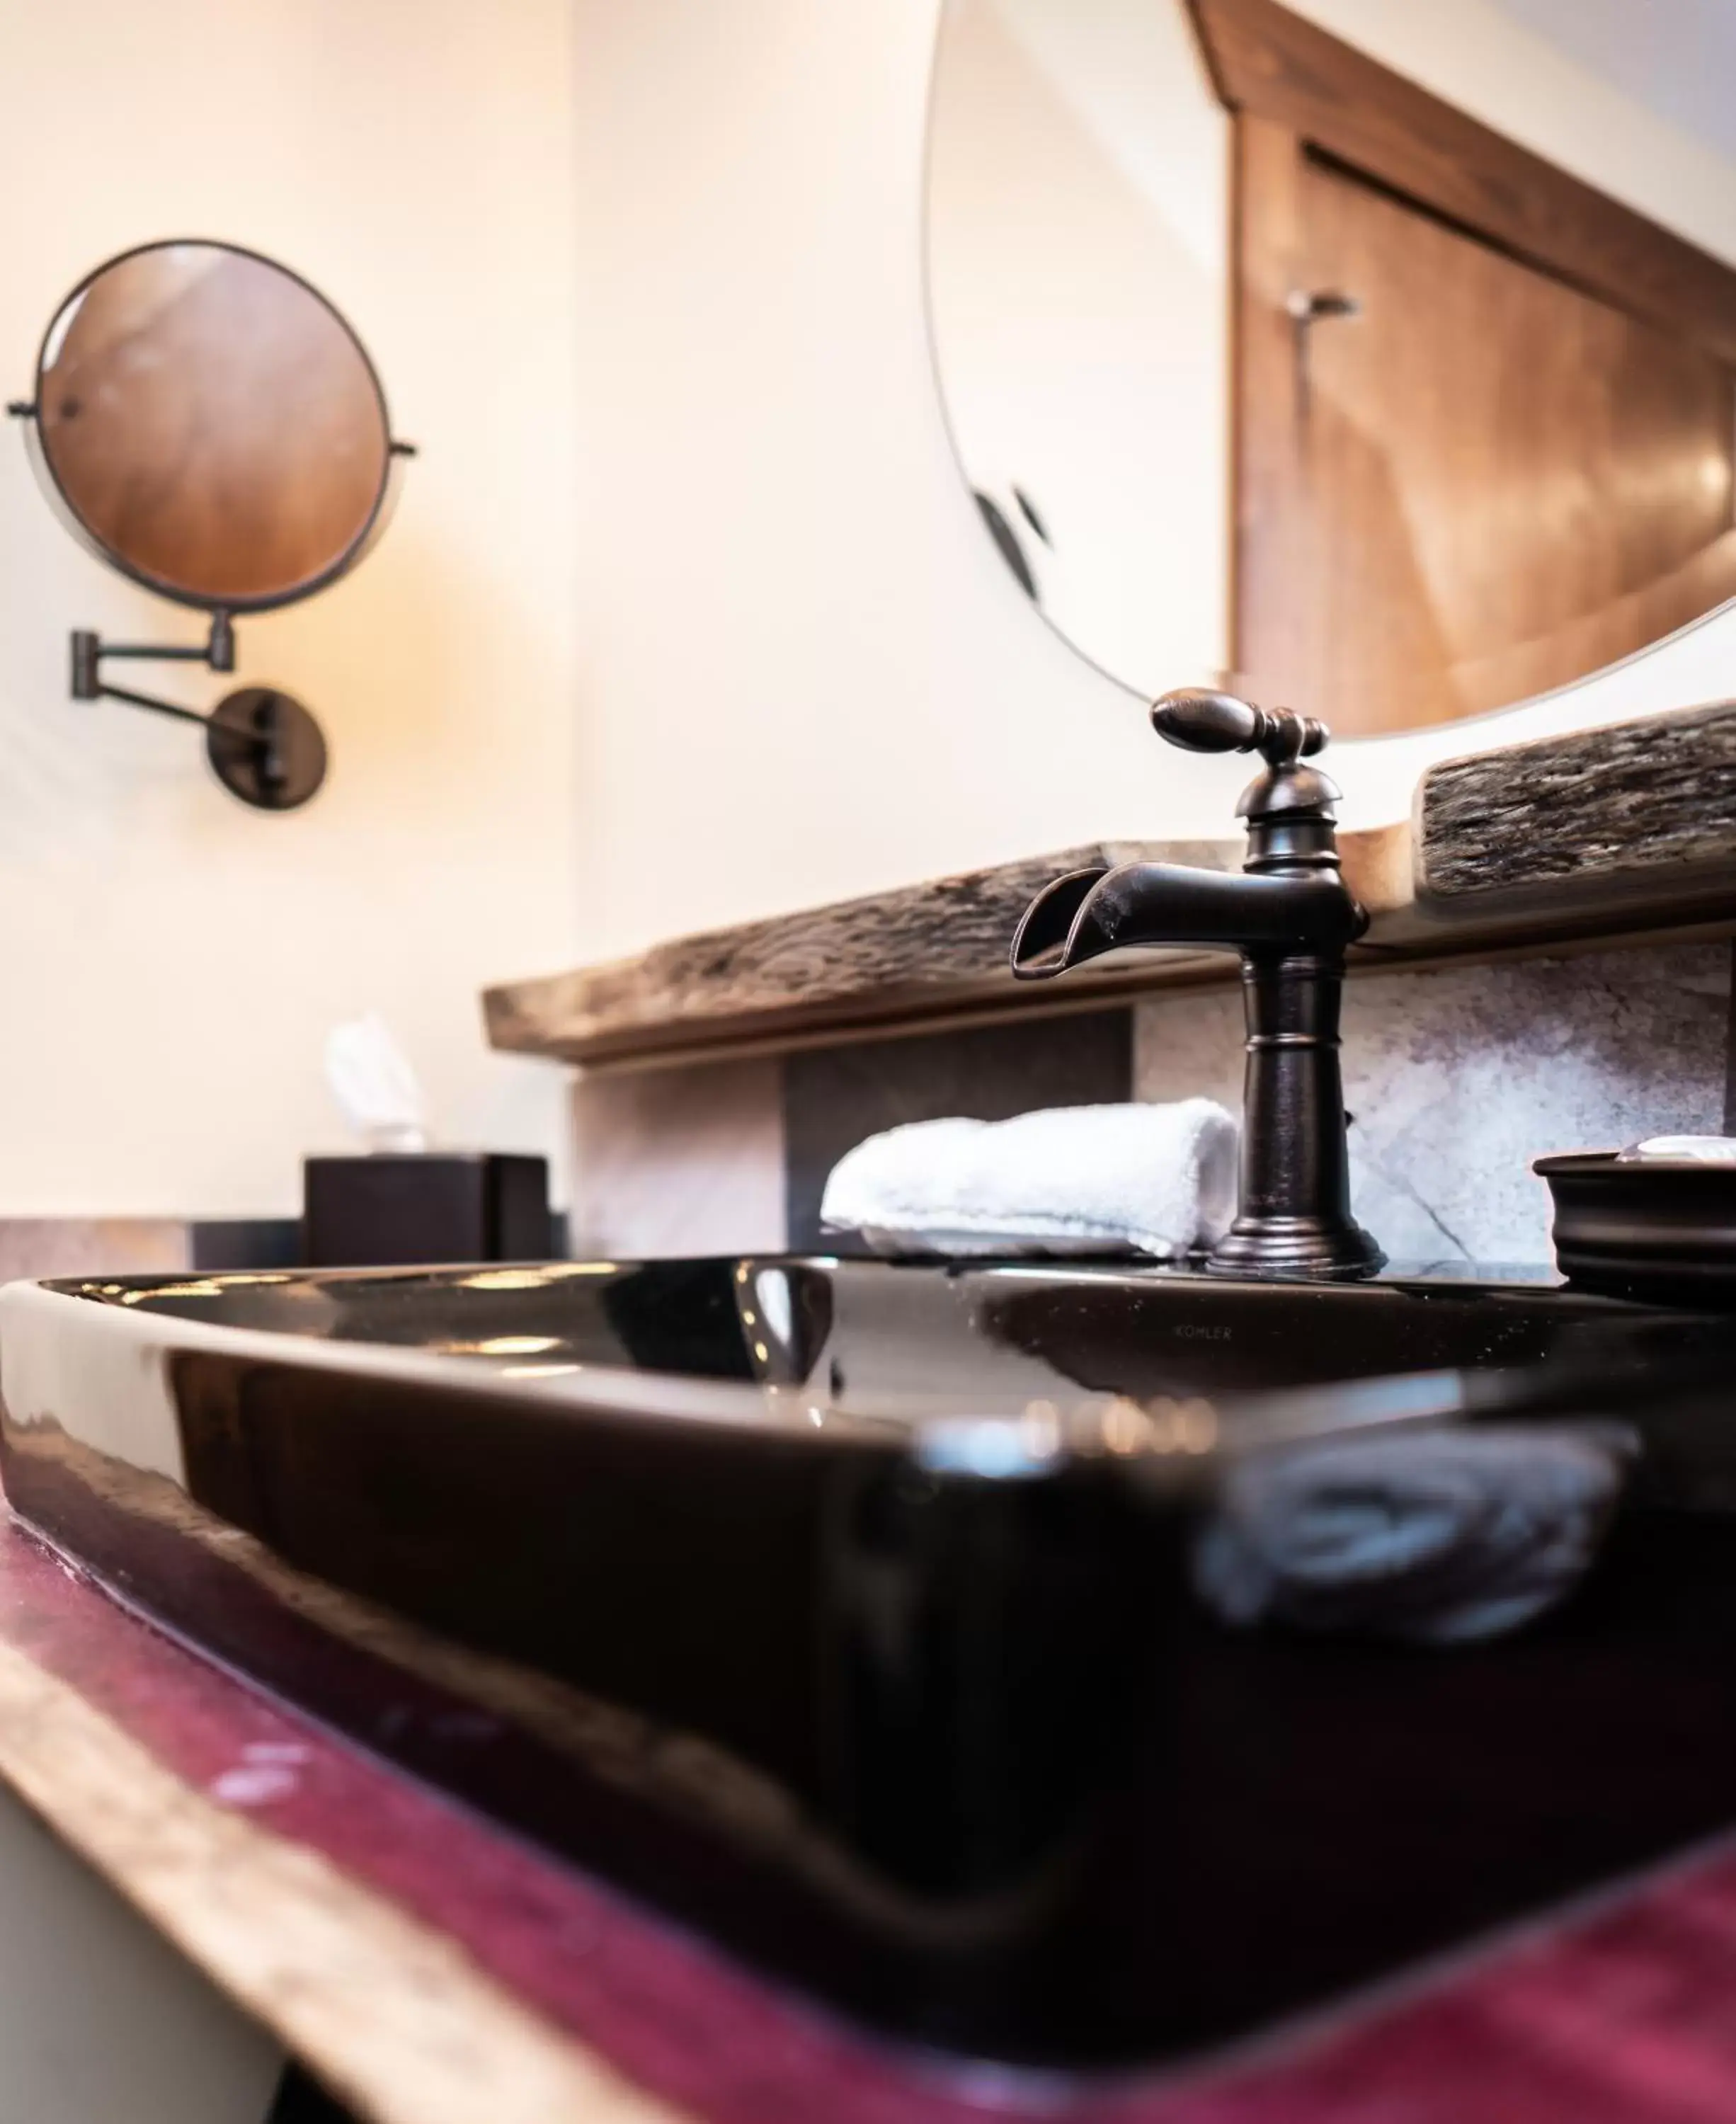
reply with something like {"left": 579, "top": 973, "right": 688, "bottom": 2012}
{"left": 10, "top": 239, "right": 414, "bottom": 809}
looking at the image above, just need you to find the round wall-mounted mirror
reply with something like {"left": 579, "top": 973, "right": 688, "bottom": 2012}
{"left": 927, "top": 0, "right": 1736, "bottom": 740}
{"left": 13, "top": 239, "right": 410, "bottom": 811}
{"left": 30, "top": 239, "right": 394, "bottom": 612}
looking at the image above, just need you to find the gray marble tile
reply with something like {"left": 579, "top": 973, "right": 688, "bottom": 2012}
{"left": 1132, "top": 985, "right": 1246, "bottom": 1116}
{"left": 0, "top": 1221, "right": 193, "bottom": 1281}
{"left": 0, "top": 1221, "right": 304, "bottom": 1280}
{"left": 1136, "top": 943, "right": 1730, "bottom": 1267}
{"left": 569, "top": 1057, "right": 786, "bottom": 1259}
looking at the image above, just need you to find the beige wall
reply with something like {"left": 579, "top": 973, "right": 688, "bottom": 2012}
{"left": 0, "top": 0, "right": 580, "bottom": 1217}
{"left": 927, "top": 0, "right": 1228, "bottom": 697}
{"left": 567, "top": 0, "right": 1257, "bottom": 969}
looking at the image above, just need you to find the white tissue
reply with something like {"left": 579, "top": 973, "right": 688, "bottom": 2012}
{"left": 324, "top": 1013, "right": 430, "bottom": 1153}
{"left": 1616, "top": 1136, "right": 1736, "bottom": 1164}
{"left": 819, "top": 1100, "right": 1239, "bottom": 1258}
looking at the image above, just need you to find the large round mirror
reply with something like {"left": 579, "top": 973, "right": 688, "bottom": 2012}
{"left": 927, "top": 0, "right": 1736, "bottom": 739}
{"left": 30, "top": 239, "right": 394, "bottom": 612}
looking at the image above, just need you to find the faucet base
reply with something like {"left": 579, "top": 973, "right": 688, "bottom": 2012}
{"left": 1206, "top": 1215, "right": 1386, "bottom": 1281}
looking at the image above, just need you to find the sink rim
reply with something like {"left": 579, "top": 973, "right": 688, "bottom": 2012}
{"left": 0, "top": 1256, "right": 1717, "bottom": 1486}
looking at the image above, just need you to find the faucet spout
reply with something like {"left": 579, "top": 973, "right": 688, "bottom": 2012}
{"left": 1008, "top": 867, "right": 1110, "bottom": 978}
{"left": 1011, "top": 862, "right": 1365, "bottom": 980}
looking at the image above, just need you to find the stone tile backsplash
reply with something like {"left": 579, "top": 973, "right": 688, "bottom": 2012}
{"left": 1135, "top": 942, "right": 1731, "bottom": 1267}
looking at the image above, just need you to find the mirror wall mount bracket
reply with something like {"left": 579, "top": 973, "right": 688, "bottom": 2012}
{"left": 67, "top": 615, "right": 327, "bottom": 813}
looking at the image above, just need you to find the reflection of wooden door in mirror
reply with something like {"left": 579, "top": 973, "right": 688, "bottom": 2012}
{"left": 1286, "top": 159, "right": 1736, "bottom": 733}
{"left": 1197, "top": 0, "right": 1736, "bottom": 739}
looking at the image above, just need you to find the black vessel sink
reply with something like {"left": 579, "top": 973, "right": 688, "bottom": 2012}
{"left": 3, "top": 1257, "right": 1735, "bottom": 2068}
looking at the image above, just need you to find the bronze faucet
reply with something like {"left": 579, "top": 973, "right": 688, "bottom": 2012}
{"left": 1010, "top": 688, "right": 1383, "bottom": 1279}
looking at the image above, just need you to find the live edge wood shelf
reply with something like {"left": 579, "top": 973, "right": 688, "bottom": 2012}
{"left": 485, "top": 702, "right": 1736, "bottom": 1073}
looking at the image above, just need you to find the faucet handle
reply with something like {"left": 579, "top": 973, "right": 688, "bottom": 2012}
{"left": 1152, "top": 689, "right": 1327, "bottom": 767}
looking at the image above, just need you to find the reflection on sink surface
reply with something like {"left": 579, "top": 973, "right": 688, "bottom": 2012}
{"left": 4, "top": 1256, "right": 1736, "bottom": 2068}
{"left": 38, "top": 1249, "right": 1690, "bottom": 1398}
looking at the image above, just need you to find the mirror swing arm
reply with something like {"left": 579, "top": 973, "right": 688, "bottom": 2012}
{"left": 55, "top": 602, "right": 309, "bottom": 813}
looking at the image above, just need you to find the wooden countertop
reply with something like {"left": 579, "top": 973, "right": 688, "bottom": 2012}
{"left": 8, "top": 1490, "right": 1736, "bottom": 2123}
{"left": 486, "top": 701, "right": 1736, "bottom": 1071}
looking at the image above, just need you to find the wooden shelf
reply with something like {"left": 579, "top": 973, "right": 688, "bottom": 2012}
{"left": 485, "top": 702, "right": 1736, "bottom": 1073}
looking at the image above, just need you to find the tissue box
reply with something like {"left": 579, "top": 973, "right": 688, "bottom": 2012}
{"left": 303, "top": 1153, "right": 552, "bottom": 1269}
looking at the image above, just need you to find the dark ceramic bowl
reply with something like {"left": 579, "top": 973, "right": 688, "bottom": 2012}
{"left": 1536, "top": 1150, "right": 1736, "bottom": 1303}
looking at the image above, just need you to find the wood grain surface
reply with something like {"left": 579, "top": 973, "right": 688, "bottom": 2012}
{"left": 1208, "top": 0, "right": 1736, "bottom": 741}
{"left": 15, "top": 1495, "right": 1736, "bottom": 2124}
{"left": 484, "top": 840, "right": 1242, "bottom": 1066}
{"left": 481, "top": 731, "right": 1736, "bottom": 1075}
{"left": 1189, "top": 0, "right": 1736, "bottom": 362}
{"left": 0, "top": 1519, "right": 690, "bottom": 2124}
{"left": 1420, "top": 700, "right": 1736, "bottom": 901}
{"left": 1243, "top": 153, "right": 1736, "bottom": 737}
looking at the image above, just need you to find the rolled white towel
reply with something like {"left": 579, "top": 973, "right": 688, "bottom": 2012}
{"left": 819, "top": 1099, "right": 1238, "bottom": 1259}
{"left": 1193, "top": 1425, "right": 1628, "bottom": 1644}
